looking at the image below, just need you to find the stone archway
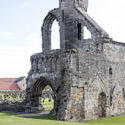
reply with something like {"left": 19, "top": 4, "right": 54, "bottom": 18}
{"left": 41, "top": 9, "right": 60, "bottom": 52}
{"left": 98, "top": 92, "right": 107, "bottom": 118}
{"left": 28, "top": 77, "right": 57, "bottom": 114}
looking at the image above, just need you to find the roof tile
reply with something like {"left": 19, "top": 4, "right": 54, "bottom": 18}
{"left": 0, "top": 78, "right": 21, "bottom": 90}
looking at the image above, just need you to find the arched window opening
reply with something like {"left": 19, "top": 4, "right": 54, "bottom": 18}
{"left": 84, "top": 27, "right": 91, "bottom": 39}
{"left": 77, "top": 22, "right": 82, "bottom": 40}
{"left": 109, "top": 68, "right": 112, "bottom": 75}
{"left": 40, "top": 85, "right": 54, "bottom": 111}
{"left": 31, "top": 78, "right": 56, "bottom": 113}
{"left": 51, "top": 20, "right": 60, "bottom": 50}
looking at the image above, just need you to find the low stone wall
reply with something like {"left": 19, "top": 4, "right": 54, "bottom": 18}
{"left": 0, "top": 89, "right": 53, "bottom": 113}
{"left": 0, "top": 90, "right": 26, "bottom": 103}
{"left": 0, "top": 90, "right": 26, "bottom": 112}
{"left": 0, "top": 103, "right": 25, "bottom": 112}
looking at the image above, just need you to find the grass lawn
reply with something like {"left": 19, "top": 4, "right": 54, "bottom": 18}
{"left": 0, "top": 112, "right": 125, "bottom": 125}
{"left": 41, "top": 98, "right": 54, "bottom": 111}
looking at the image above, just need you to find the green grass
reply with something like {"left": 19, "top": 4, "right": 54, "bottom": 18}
{"left": 0, "top": 112, "right": 125, "bottom": 125}
{"left": 41, "top": 98, "right": 54, "bottom": 111}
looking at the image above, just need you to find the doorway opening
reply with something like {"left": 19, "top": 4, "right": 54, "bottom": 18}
{"left": 98, "top": 92, "right": 107, "bottom": 118}
{"left": 40, "top": 85, "right": 54, "bottom": 111}
{"left": 31, "top": 78, "right": 56, "bottom": 113}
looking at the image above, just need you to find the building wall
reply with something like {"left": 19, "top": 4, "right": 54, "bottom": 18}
{"left": 16, "top": 77, "right": 27, "bottom": 90}
{"left": 26, "top": 40, "right": 125, "bottom": 121}
{"left": 26, "top": 0, "right": 125, "bottom": 122}
{"left": 103, "top": 42, "right": 125, "bottom": 116}
{"left": 56, "top": 41, "right": 125, "bottom": 121}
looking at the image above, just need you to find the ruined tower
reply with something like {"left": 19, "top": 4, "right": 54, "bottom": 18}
{"left": 26, "top": 0, "right": 125, "bottom": 122}
{"left": 42, "top": 0, "right": 108, "bottom": 52}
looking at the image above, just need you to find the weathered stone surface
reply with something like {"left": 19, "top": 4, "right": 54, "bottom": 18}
{"left": 26, "top": 0, "right": 125, "bottom": 122}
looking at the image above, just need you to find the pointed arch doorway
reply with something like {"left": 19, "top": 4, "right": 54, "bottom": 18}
{"left": 98, "top": 92, "right": 107, "bottom": 118}
{"left": 30, "top": 77, "right": 57, "bottom": 114}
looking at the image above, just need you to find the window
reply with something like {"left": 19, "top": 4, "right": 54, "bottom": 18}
{"left": 109, "top": 68, "right": 112, "bottom": 75}
{"left": 77, "top": 22, "right": 82, "bottom": 40}
{"left": 84, "top": 27, "right": 91, "bottom": 39}
{"left": 51, "top": 20, "right": 60, "bottom": 50}
{"left": 110, "top": 95, "right": 113, "bottom": 106}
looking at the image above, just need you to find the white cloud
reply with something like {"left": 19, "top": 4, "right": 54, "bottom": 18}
{"left": 0, "top": 30, "right": 41, "bottom": 49}
{"left": 0, "top": 45, "right": 41, "bottom": 78}
{"left": 88, "top": 0, "right": 125, "bottom": 42}
{"left": 0, "top": 31, "right": 16, "bottom": 39}
{"left": 20, "top": 0, "right": 30, "bottom": 9}
{"left": 0, "top": 32, "right": 41, "bottom": 77}
{"left": 0, "top": 45, "right": 29, "bottom": 77}
{"left": 25, "top": 33, "right": 41, "bottom": 43}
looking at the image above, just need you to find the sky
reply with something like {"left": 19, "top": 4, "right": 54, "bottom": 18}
{"left": 0, "top": 0, "right": 125, "bottom": 78}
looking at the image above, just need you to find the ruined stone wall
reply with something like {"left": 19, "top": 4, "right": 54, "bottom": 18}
{"left": 56, "top": 44, "right": 105, "bottom": 121}
{"left": 27, "top": 50, "right": 62, "bottom": 89}
{"left": 103, "top": 42, "right": 125, "bottom": 116}
{"left": 0, "top": 90, "right": 26, "bottom": 112}
{"left": 26, "top": 39, "right": 125, "bottom": 121}
{"left": 0, "top": 90, "right": 26, "bottom": 103}
{"left": 16, "top": 77, "right": 27, "bottom": 90}
{"left": 26, "top": 50, "right": 62, "bottom": 113}
{"left": 60, "top": 0, "right": 88, "bottom": 12}
{"left": 56, "top": 40, "right": 125, "bottom": 121}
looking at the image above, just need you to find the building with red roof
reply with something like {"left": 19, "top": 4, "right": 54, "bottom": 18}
{"left": 0, "top": 77, "right": 26, "bottom": 91}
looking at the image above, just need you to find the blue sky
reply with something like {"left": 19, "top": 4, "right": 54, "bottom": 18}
{"left": 0, "top": 0, "right": 125, "bottom": 77}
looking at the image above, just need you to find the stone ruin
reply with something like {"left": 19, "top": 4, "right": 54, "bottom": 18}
{"left": 0, "top": 90, "right": 26, "bottom": 112}
{"left": 25, "top": 0, "right": 125, "bottom": 122}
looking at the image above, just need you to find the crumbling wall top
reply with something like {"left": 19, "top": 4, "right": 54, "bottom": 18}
{"left": 59, "top": 0, "right": 88, "bottom": 12}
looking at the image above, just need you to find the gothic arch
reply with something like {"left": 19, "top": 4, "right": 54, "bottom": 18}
{"left": 41, "top": 9, "right": 60, "bottom": 51}
{"left": 29, "top": 77, "right": 57, "bottom": 113}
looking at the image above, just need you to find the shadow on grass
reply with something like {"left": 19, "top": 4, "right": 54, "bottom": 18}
{"left": 0, "top": 112, "right": 57, "bottom": 121}
{"left": 22, "top": 114, "right": 57, "bottom": 121}
{"left": 0, "top": 112, "right": 18, "bottom": 116}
